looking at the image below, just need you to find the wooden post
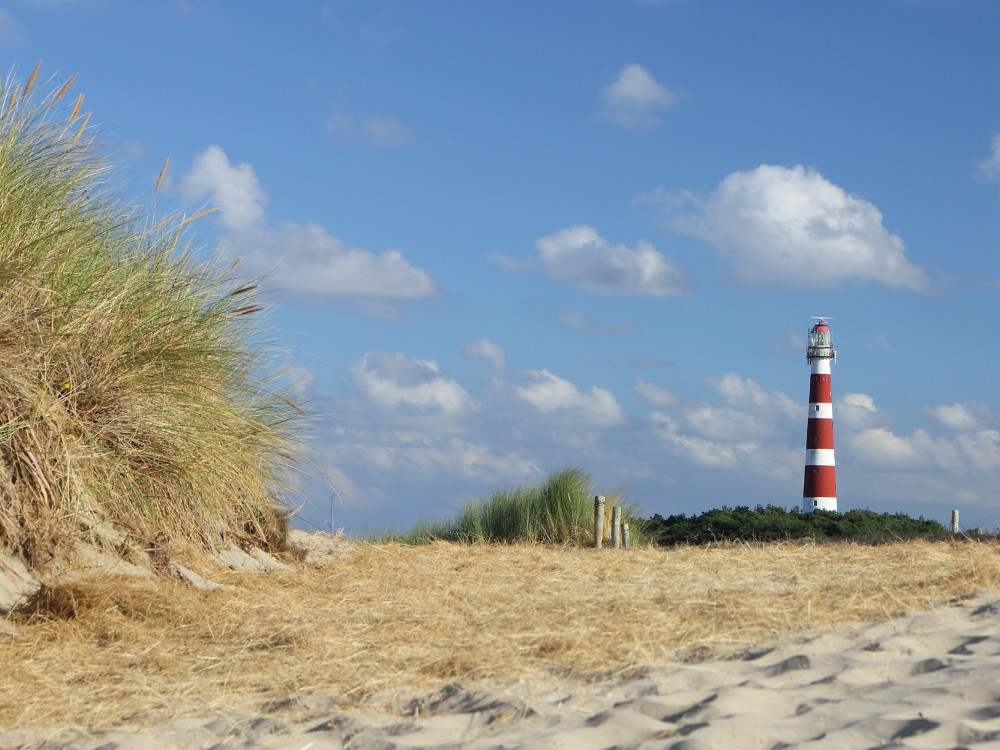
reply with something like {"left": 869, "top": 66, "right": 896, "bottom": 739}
{"left": 951, "top": 510, "right": 960, "bottom": 534}
{"left": 611, "top": 506, "right": 622, "bottom": 548}
{"left": 622, "top": 523, "right": 630, "bottom": 549}
{"left": 593, "top": 496, "right": 605, "bottom": 549}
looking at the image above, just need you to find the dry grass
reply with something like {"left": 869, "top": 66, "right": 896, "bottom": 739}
{"left": 3, "top": 537, "right": 1000, "bottom": 731}
{"left": 0, "top": 66, "right": 303, "bottom": 564}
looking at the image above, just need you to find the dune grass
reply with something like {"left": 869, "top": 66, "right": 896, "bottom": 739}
{"left": 0, "top": 65, "right": 304, "bottom": 563}
{"left": 374, "top": 467, "right": 646, "bottom": 545}
{"left": 5, "top": 537, "right": 1000, "bottom": 732}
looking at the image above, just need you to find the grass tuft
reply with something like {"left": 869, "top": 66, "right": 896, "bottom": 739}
{"left": 371, "top": 467, "right": 646, "bottom": 545}
{"left": 0, "top": 66, "right": 306, "bottom": 565}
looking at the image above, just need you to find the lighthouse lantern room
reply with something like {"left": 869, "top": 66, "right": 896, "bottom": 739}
{"left": 802, "top": 319, "right": 837, "bottom": 512}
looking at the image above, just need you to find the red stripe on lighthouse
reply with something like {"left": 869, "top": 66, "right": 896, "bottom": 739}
{"left": 805, "top": 419, "right": 834, "bottom": 448}
{"left": 808, "top": 374, "right": 831, "bottom": 404}
{"left": 803, "top": 466, "right": 836, "bottom": 498}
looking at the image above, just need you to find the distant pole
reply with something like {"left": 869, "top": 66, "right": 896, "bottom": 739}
{"left": 611, "top": 506, "right": 622, "bottom": 548}
{"left": 951, "top": 510, "right": 960, "bottom": 535}
{"left": 594, "top": 496, "right": 605, "bottom": 549}
{"left": 623, "top": 523, "right": 630, "bottom": 548}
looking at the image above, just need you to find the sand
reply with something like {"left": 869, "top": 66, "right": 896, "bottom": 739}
{"left": 4, "top": 588, "right": 1000, "bottom": 749}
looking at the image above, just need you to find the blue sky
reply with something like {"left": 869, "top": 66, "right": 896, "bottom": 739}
{"left": 4, "top": 0, "right": 1000, "bottom": 533}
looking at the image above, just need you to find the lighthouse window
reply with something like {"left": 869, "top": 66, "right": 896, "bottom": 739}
{"left": 814, "top": 436, "right": 819, "bottom": 443}
{"left": 813, "top": 469, "right": 818, "bottom": 475}
{"left": 814, "top": 405, "right": 820, "bottom": 412}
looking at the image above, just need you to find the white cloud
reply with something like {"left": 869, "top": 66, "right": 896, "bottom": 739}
{"left": 486, "top": 253, "right": 533, "bottom": 271}
{"left": 979, "top": 134, "right": 1000, "bottom": 181}
{"left": 601, "top": 63, "right": 675, "bottom": 129}
{"left": 0, "top": 9, "right": 25, "bottom": 43}
{"left": 926, "top": 402, "right": 982, "bottom": 431}
{"left": 836, "top": 392, "right": 889, "bottom": 431}
{"left": 180, "top": 146, "right": 439, "bottom": 312}
{"left": 665, "top": 164, "right": 929, "bottom": 290}
{"left": 462, "top": 336, "right": 507, "bottom": 371}
{"left": 848, "top": 427, "right": 962, "bottom": 472}
{"left": 555, "top": 307, "right": 634, "bottom": 335}
{"left": 325, "top": 112, "right": 412, "bottom": 146}
{"left": 651, "top": 411, "right": 798, "bottom": 480}
{"left": 345, "top": 352, "right": 477, "bottom": 431}
{"left": 232, "top": 222, "right": 439, "bottom": 301}
{"left": 707, "top": 372, "right": 799, "bottom": 420}
{"left": 324, "top": 432, "right": 537, "bottom": 486}
{"left": 515, "top": 369, "right": 625, "bottom": 427}
{"left": 633, "top": 376, "right": 678, "bottom": 407}
{"left": 535, "top": 225, "right": 689, "bottom": 296}
{"left": 772, "top": 327, "right": 807, "bottom": 356}
{"left": 180, "top": 145, "right": 267, "bottom": 232}
{"left": 682, "top": 404, "right": 774, "bottom": 441}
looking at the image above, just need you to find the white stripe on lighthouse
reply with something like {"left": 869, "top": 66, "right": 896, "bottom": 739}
{"left": 804, "top": 449, "right": 836, "bottom": 466}
{"left": 808, "top": 403, "right": 833, "bottom": 419}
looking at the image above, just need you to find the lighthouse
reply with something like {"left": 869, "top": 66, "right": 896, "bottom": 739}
{"left": 802, "top": 319, "right": 837, "bottom": 512}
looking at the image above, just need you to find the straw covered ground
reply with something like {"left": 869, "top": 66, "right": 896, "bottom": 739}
{"left": 4, "top": 536, "right": 1000, "bottom": 735}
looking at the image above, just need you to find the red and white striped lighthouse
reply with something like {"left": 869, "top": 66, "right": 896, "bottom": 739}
{"left": 803, "top": 318, "right": 837, "bottom": 512}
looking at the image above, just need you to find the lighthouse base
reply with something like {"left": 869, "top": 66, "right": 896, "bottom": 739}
{"left": 802, "top": 497, "right": 838, "bottom": 513}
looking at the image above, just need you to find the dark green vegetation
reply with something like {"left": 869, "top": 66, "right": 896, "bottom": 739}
{"left": 374, "top": 466, "right": 646, "bottom": 545}
{"left": 644, "top": 505, "right": 949, "bottom": 546}
{"left": 0, "top": 67, "right": 304, "bottom": 562}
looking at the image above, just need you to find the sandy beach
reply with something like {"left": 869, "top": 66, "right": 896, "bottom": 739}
{"left": 4, "top": 537, "right": 1000, "bottom": 749}
{"left": 5, "top": 589, "right": 1000, "bottom": 748}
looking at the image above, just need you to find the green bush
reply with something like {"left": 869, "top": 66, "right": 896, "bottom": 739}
{"left": 0, "top": 67, "right": 304, "bottom": 562}
{"left": 645, "top": 505, "right": 948, "bottom": 546}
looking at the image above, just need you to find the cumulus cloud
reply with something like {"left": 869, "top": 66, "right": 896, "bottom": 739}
{"left": 849, "top": 428, "right": 956, "bottom": 472}
{"left": 651, "top": 411, "right": 798, "bottom": 480}
{"left": 324, "top": 431, "right": 537, "bottom": 486}
{"left": 462, "top": 336, "right": 507, "bottom": 371}
{"left": 534, "top": 225, "right": 689, "bottom": 296}
{"left": 927, "top": 403, "right": 978, "bottom": 431}
{"left": 232, "top": 222, "right": 439, "bottom": 300}
{"left": 325, "top": 112, "right": 412, "bottom": 146}
{"left": 682, "top": 404, "right": 774, "bottom": 441}
{"left": 664, "top": 164, "right": 929, "bottom": 290}
{"left": 344, "top": 352, "right": 477, "bottom": 431}
{"left": 180, "top": 146, "right": 439, "bottom": 313}
{"left": 515, "top": 369, "right": 625, "bottom": 427}
{"left": 601, "top": 63, "right": 675, "bottom": 128}
{"left": 633, "top": 376, "right": 678, "bottom": 407}
{"left": 707, "top": 372, "right": 800, "bottom": 420}
{"left": 979, "top": 134, "right": 1000, "bottom": 181}
{"left": 180, "top": 145, "right": 267, "bottom": 232}
{"left": 836, "top": 392, "right": 889, "bottom": 432}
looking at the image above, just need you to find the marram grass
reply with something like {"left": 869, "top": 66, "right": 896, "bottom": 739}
{"left": 0, "top": 67, "right": 305, "bottom": 563}
{"left": 378, "top": 466, "right": 647, "bottom": 545}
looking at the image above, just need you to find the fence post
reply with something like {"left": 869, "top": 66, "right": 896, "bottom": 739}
{"left": 622, "top": 522, "right": 630, "bottom": 549}
{"left": 593, "top": 496, "right": 605, "bottom": 549}
{"left": 951, "top": 510, "right": 960, "bottom": 534}
{"left": 611, "top": 506, "right": 622, "bottom": 548}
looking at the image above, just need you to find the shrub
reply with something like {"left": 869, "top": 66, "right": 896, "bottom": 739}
{"left": 644, "top": 505, "right": 948, "bottom": 546}
{"left": 0, "top": 66, "right": 304, "bottom": 564}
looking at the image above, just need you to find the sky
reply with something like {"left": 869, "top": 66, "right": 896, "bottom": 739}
{"left": 3, "top": 0, "right": 1000, "bottom": 534}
